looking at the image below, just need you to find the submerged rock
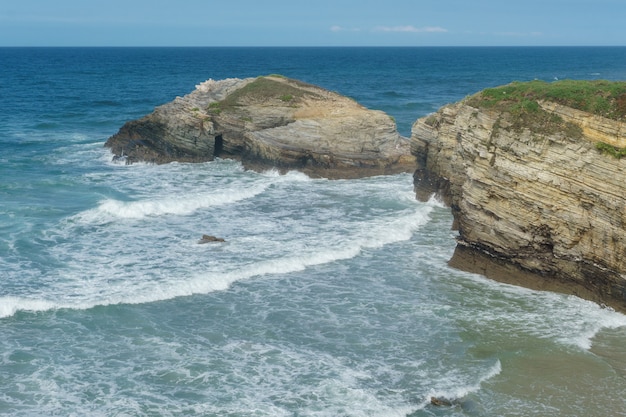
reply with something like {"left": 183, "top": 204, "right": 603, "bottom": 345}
{"left": 105, "top": 76, "right": 415, "bottom": 178}
{"left": 430, "top": 396, "right": 453, "bottom": 407}
{"left": 198, "top": 235, "right": 225, "bottom": 244}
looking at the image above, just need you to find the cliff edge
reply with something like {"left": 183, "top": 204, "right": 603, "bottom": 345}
{"left": 105, "top": 76, "right": 414, "bottom": 178}
{"left": 412, "top": 80, "right": 626, "bottom": 311}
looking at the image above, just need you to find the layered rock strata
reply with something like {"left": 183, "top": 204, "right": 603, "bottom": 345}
{"left": 412, "top": 91, "right": 626, "bottom": 311}
{"left": 105, "top": 76, "right": 414, "bottom": 178}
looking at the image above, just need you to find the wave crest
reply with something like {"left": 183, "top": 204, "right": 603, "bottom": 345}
{"left": 73, "top": 184, "right": 268, "bottom": 223}
{"left": 1, "top": 202, "right": 431, "bottom": 319}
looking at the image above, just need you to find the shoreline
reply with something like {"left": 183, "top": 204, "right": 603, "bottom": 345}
{"left": 448, "top": 243, "right": 626, "bottom": 315}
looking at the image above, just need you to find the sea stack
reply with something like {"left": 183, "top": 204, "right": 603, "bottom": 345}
{"left": 412, "top": 80, "right": 626, "bottom": 312}
{"left": 105, "top": 75, "right": 415, "bottom": 179}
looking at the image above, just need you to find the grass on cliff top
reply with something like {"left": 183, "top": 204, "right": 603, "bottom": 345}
{"left": 467, "top": 79, "right": 626, "bottom": 121}
{"left": 215, "top": 76, "right": 322, "bottom": 110}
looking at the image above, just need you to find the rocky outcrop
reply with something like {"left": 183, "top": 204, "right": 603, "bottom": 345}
{"left": 105, "top": 76, "right": 414, "bottom": 178}
{"left": 412, "top": 84, "right": 626, "bottom": 311}
{"left": 198, "top": 235, "right": 225, "bottom": 244}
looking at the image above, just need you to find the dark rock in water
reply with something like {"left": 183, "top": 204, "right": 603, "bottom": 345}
{"left": 198, "top": 235, "right": 225, "bottom": 244}
{"left": 105, "top": 75, "right": 415, "bottom": 179}
{"left": 430, "top": 396, "right": 453, "bottom": 407}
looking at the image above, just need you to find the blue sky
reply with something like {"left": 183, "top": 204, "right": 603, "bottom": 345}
{"left": 1, "top": 0, "right": 624, "bottom": 47}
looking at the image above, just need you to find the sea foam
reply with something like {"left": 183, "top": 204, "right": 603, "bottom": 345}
{"left": 0, "top": 297, "right": 58, "bottom": 319}
{"left": 1, "top": 191, "right": 432, "bottom": 319}
{"left": 423, "top": 360, "right": 502, "bottom": 410}
{"left": 456, "top": 269, "right": 626, "bottom": 351}
{"left": 73, "top": 184, "right": 268, "bottom": 223}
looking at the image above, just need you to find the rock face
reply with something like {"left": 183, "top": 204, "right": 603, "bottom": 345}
{"left": 412, "top": 85, "right": 626, "bottom": 311}
{"left": 105, "top": 76, "right": 415, "bottom": 178}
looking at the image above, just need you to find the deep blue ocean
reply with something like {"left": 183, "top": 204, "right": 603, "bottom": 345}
{"left": 1, "top": 47, "right": 626, "bottom": 416}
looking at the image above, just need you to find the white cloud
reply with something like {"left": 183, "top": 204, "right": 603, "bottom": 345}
{"left": 330, "top": 25, "right": 361, "bottom": 32}
{"left": 374, "top": 25, "right": 447, "bottom": 33}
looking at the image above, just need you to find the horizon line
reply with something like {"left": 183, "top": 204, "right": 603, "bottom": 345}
{"left": 1, "top": 44, "right": 624, "bottom": 48}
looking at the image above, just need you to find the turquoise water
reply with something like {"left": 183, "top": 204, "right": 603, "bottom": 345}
{"left": 1, "top": 47, "right": 626, "bottom": 416}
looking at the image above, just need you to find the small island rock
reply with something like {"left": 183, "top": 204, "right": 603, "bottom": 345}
{"left": 105, "top": 76, "right": 415, "bottom": 178}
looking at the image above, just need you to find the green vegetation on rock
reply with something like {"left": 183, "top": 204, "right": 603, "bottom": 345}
{"left": 595, "top": 141, "right": 626, "bottom": 159}
{"left": 217, "top": 76, "right": 319, "bottom": 110}
{"left": 467, "top": 79, "right": 626, "bottom": 121}
{"left": 207, "top": 102, "right": 222, "bottom": 114}
{"left": 464, "top": 79, "right": 626, "bottom": 138}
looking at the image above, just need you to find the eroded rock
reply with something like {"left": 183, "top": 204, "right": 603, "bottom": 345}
{"left": 412, "top": 82, "right": 626, "bottom": 311}
{"left": 105, "top": 76, "right": 415, "bottom": 178}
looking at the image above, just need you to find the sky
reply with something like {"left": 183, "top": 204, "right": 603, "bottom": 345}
{"left": 1, "top": 0, "right": 625, "bottom": 47}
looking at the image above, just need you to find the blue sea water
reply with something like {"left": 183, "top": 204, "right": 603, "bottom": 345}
{"left": 1, "top": 47, "right": 626, "bottom": 416}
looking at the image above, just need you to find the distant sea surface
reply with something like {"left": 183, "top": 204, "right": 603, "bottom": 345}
{"left": 1, "top": 47, "right": 626, "bottom": 417}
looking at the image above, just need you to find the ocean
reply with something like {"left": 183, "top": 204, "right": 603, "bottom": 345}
{"left": 1, "top": 47, "right": 626, "bottom": 416}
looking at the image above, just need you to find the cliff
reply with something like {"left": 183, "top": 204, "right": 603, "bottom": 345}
{"left": 411, "top": 80, "right": 626, "bottom": 311}
{"left": 105, "top": 76, "right": 415, "bottom": 178}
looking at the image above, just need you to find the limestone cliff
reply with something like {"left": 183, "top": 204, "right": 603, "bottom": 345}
{"left": 105, "top": 76, "right": 414, "bottom": 178}
{"left": 412, "top": 80, "right": 626, "bottom": 311}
